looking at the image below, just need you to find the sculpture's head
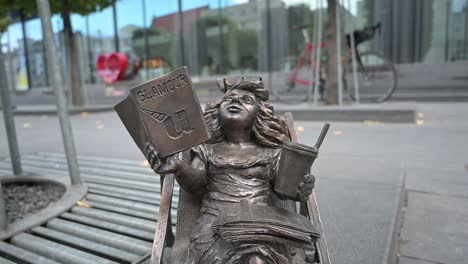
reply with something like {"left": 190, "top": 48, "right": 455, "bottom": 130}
{"left": 205, "top": 77, "right": 289, "bottom": 147}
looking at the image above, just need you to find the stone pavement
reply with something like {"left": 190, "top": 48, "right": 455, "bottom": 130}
{"left": 1, "top": 102, "right": 468, "bottom": 263}
{"left": 398, "top": 164, "right": 468, "bottom": 264}
{"left": 7, "top": 61, "right": 468, "bottom": 108}
{"left": 8, "top": 101, "right": 417, "bottom": 123}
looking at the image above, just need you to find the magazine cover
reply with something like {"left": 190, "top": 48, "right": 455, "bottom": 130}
{"left": 115, "top": 66, "right": 210, "bottom": 157}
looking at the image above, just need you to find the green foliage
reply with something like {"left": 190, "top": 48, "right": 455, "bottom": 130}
{"left": 288, "top": 4, "right": 314, "bottom": 56}
{"left": 0, "top": 0, "right": 116, "bottom": 32}
{"left": 197, "top": 15, "right": 236, "bottom": 29}
{"left": 361, "top": 0, "right": 374, "bottom": 26}
{"left": 0, "top": 1, "right": 18, "bottom": 32}
{"left": 132, "top": 28, "right": 165, "bottom": 41}
{"left": 0, "top": 14, "right": 9, "bottom": 32}
{"left": 0, "top": 0, "right": 116, "bottom": 17}
{"left": 237, "top": 29, "right": 258, "bottom": 70}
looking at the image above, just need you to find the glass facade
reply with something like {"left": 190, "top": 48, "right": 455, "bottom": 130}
{"left": 2, "top": 0, "right": 467, "bottom": 92}
{"left": 370, "top": 0, "right": 468, "bottom": 63}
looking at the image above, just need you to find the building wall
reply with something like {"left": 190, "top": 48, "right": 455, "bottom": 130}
{"left": 373, "top": 0, "right": 467, "bottom": 63}
{"left": 4, "top": 0, "right": 466, "bottom": 92}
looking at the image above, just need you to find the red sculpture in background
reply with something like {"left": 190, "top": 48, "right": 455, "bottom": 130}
{"left": 96, "top": 52, "right": 139, "bottom": 84}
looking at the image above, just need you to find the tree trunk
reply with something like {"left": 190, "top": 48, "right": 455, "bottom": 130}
{"left": 61, "top": 0, "right": 83, "bottom": 106}
{"left": 325, "top": 0, "right": 338, "bottom": 105}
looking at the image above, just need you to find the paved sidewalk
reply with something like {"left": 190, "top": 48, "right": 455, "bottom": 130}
{"left": 398, "top": 164, "right": 468, "bottom": 264}
{"left": 1, "top": 102, "right": 468, "bottom": 263}
{"left": 8, "top": 101, "right": 417, "bottom": 123}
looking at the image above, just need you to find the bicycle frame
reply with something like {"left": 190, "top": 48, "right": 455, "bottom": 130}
{"left": 288, "top": 23, "right": 381, "bottom": 88}
{"left": 288, "top": 42, "right": 327, "bottom": 86}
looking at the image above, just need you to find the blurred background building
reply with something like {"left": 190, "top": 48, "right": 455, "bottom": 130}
{"left": 1, "top": 0, "right": 467, "bottom": 98}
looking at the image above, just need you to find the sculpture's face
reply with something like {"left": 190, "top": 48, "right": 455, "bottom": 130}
{"left": 219, "top": 89, "right": 258, "bottom": 129}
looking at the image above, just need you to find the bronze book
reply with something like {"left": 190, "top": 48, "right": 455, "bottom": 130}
{"left": 114, "top": 66, "right": 210, "bottom": 157}
{"left": 213, "top": 202, "right": 320, "bottom": 250}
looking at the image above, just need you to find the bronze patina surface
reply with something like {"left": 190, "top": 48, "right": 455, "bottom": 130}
{"left": 117, "top": 74, "right": 331, "bottom": 264}
{"left": 115, "top": 67, "right": 210, "bottom": 157}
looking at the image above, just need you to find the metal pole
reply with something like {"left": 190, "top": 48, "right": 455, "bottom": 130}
{"left": 142, "top": 0, "right": 150, "bottom": 79}
{"left": 178, "top": 0, "right": 185, "bottom": 66}
{"left": 308, "top": 3, "right": 317, "bottom": 103}
{"left": 336, "top": 0, "right": 343, "bottom": 105}
{"left": 0, "top": 182, "right": 7, "bottom": 230}
{"left": 36, "top": 0, "right": 82, "bottom": 185}
{"left": 85, "top": 16, "right": 95, "bottom": 84}
{"left": 98, "top": 30, "right": 103, "bottom": 53}
{"left": 444, "top": 0, "right": 451, "bottom": 61}
{"left": 0, "top": 37, "right": 22, "bottom": 176}
{"left": 20, "top": 11, "right": 31, "bottom": 89}
{"left": 347, "top": 0, "right": 359, "bottom": 104}
{"left": 313, "top": 0, "right": 323, "bottom": 105}
{"left": 218, "top": 0, "right": 224, "bottom": 74}
{"left": 112, "top": 2, "right": 120, "bottom": 52}
{"left": 6, "top": 29, "right": 16, "bottom": 92}
{"left": 266, "top": 0, "right": 273, "bottom": 94}
{"left": 464, "top": 0, "right": 468, "bottom": 59}
{"left": 42, "top": 35, "right": 50, "bottom": 86}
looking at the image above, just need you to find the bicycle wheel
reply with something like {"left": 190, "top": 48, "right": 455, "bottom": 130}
{"left": 344, "top": 52, "right": 397, "bottom": 103}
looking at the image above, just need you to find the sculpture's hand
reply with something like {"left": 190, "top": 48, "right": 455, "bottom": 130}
{"left": 297, "top": 174, "right": 315, "bottom": 201}
{"left": 145, "top": 142, "right": 180, "bottom": 174}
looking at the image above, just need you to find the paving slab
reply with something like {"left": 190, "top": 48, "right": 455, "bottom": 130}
{"left": 316, "top": 177, "right": 403, "bottom": 264}
{"left": 313, "top": 155, "right": 404, "bottom": 264}
{"left": 6, "top": 101, "right": 417, "bottom": 123}
{"left": 400, "top": 192, "right": 468, "bottom": 264}
{"left": 314, "top": 155, "right": 404, "bottom": 186}
{"left": 405, "top": 166, "right": 468, "bottom": 198}
{"left": 399, "top": 256, "right": 437, "bottom": 264}
{"left": 11, "top": 105, "right": 113, "bottom": 115}
{"left": 273, "top": 103, "right": 416, "bottom": 123}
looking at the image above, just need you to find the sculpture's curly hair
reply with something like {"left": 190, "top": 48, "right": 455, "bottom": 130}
{"left": 204, "top": 79, "right": 290, "bottom": 148}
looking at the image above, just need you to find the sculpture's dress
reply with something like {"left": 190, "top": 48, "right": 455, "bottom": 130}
{"left": 189, "top": 143, "right": 292, "bottom": 264}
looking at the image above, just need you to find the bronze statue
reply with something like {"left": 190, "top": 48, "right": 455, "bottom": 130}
{"left": 145, "top": 77, "right": 325, "bottom": 264}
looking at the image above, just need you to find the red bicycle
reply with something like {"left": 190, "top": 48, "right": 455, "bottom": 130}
{"left": 283, "top": 23, "right": 398, "bottom": 103}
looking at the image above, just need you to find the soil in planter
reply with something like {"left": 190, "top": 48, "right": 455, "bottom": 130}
{"left": 3, "top": 182, "right": 65, "bottom": 223}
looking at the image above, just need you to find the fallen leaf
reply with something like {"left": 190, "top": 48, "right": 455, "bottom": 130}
{"left": 141, "top": 160, "right": 150, "bottom": 167}
{"left": 333, "top": 130, "right": 343, "bottom": 135}
{"left": 105, "top": 87, "right": 115, "bottom": 96}
{"left": 76, "top": 200, "right": 91, "bottom": 208}
{"left": 363, "top": 120, "right": 382, "bottom": 125}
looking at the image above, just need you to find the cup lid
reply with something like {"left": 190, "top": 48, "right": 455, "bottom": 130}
{"left": 282, "top": 141, "right": 318, "bottom": 157}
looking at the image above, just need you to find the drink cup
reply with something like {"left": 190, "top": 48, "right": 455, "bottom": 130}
{"left": 274, "top": 141, "right": 318, "bottom": 199}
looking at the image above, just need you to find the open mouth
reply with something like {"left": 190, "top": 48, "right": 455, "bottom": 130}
{"left": 227, "top": 105, "right": 243, "bottom": 113}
